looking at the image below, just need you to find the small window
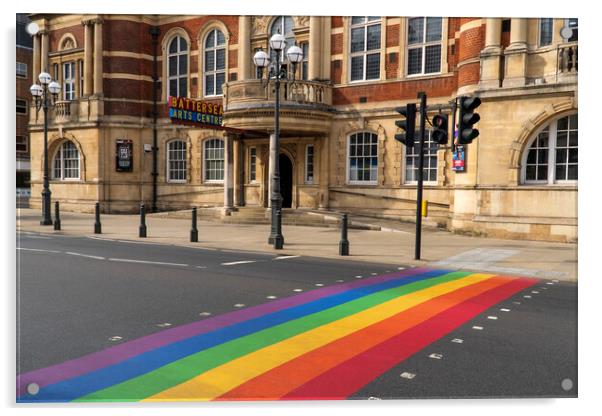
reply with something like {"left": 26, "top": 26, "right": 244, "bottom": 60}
{"left": 167, "top": 140, "right": 187, "bottom": 182}
{"left": 16, "top": 135, "right": 27, "bottom": 153}
{"left": 16, "top": 99, "right": 27, "bottom": 115}
{"left": 405, "top": 130, "right": 438, "bottom": 183}
{"left": 407, "top": 17, "right": 443, "bottom": 76}
{"left": 79, "top": 60, "right": 84, "bottom": 95}
{"left": 348, "top": 132, "right": 378, "bottom": 184}
{"left": 53, "top": 141, "right": 80, "bottom": 180}
{"left": 204, "top": 138, "right": 224, "bottom": 182}
{"left": 16, "top": 62, "right": 27, "bottom": 78}
{"left": 254, "top": 47, "right": 264, "bottom": 79}
{"left": 63, "top": 62, "right": 76, "bottom": 101}
{"left": 539, "top": 18, "right": 553, "bottom": 46}
{"left": 349, "top": 16, "right": 381, "bottom": 82}
{"left": 305, "top": 144, "right": 314, "bottom": 183}
{"left": 301, "top": 42, "right": 309, "bottom": 80}
{"left": 249, "top": 147, "right": 257, "bottom": 183}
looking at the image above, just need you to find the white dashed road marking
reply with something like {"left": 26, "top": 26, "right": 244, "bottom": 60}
{"left": 524, "top": 295, "right": 532, "bottom": 299}
{"left": 65, "top": 252, "right": 105, "bottom": 260}
{"left": 429, "top": 353, "right": 443, "bottom": 360}
{"left": 17, "top": 247, "right": 61, "bottom": 254}
{"left": 500, "top": 308, "right": 511, "bottom": 312}
{"left": 472, "top": 326, "right": 484, "bottom": 330}
{"left": 156, "top": 323, "right": 172, "bottom": 328}
{"left": 221, "top": 260, "right": 257, "bottom": 266}
{"left": 315, "top": 283, "right": 324, "bottom": 287}
{"left": 109, "top": 258, "right": 189, "bottom": 267}
{"left": 400, "top": 372, "right": 416, "bottom": 380}
{"left": 234, "top": 304, "right": 245, "bottom": 308}
{"left": 397, "top": 267, "right": 405, "bottom": 270}
{"left": 109, "top": 336, "right": 122, "bottom": 342}
{"left": 198, "top": 312, "right": 211, "bottom": 317}
{"left": 266, "top": 296, "right": 277, "bottom": 299}
{"left": 451, "top": 338, "right": 464, "bottom": 344}
{"left": 274, "top": 255, "right": 301, "bottom": 260}
{"left": 293, "top": 289, "right": 303, "bottom": 292}
{"left": 487, "top": 316, "right": 498, "bottom": 320}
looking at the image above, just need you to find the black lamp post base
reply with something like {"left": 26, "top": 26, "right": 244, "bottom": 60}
{"left": 40, "top": 218, "right": 53, "bottom": 226}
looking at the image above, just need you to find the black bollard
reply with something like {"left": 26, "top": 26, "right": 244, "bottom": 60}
{"left": 190, "top": 207, "right": 198, "bottom": 242}
{"left": 94, "top": 202, "right": 102, "bottom": 234}
{"left": 274, "top": 210, "right": 283, "bottom": 250}
{"left": 139, "top": 203, "right": 147, "bottom": 238}
{"left": 54, "top": 201, "right": 61, "bottom": 231}
{"left": 339, "top": 213, "right": 349, "bottom": 256}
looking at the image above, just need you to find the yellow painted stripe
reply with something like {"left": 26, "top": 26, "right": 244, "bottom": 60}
{"left": 144, "top": 273, "right": 493, "bottom": 401}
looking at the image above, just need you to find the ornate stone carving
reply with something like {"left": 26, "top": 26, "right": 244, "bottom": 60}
{"left": 293, "top": 16, "right": 309, "bottom": 28}
{"left": 251, "top": 16, "right": 269, "bottom": 36}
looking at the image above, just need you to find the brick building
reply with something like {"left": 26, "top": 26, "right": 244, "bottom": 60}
{"left": 26, "top": 15, "right": 578, "bottom": 242}
{"left": 17, "top": 13, "right": 33, "bottom": 200}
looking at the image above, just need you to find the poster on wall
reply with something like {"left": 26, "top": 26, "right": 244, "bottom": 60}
{"left": 116, "top": 139, "right": 133, "bottom": 172}
{"left": 452, "top": 145, "right": 465, "bottom": 172}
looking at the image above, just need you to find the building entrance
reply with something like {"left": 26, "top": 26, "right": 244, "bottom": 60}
{"left": 279, "top": 153, "right": 293, "bottom": 208}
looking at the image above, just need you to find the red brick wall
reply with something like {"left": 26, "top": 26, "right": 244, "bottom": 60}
{"left": 49, "top": 24, "right": 84, "bottom": 52}
{"left": 331, "top": 60, "right": 342, "bottom": 84}
{"left": 104, "top": 20, "right": 154, "bottom": 56}
{"left": 331, "top": 33, "right": 343, "bottom": 55}
{"left": 457, "top": 21, "right": 484, "bottom": 89}
{"left": 103, "top": 56, "right": 153, "bottom": 77}
{"left": 331, "top": 16, "right": 343, "bottom": 28}
{"left": 385, "top": 52, "right": 398, "bottom": 79}
{"left": 386, "top": 24, "right": 399, "bottom": 47}
{"left": 333, "top": 76, "right": 457, "bottom": 105}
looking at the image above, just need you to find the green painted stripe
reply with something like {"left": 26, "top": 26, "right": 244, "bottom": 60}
{"left": 77, "top": 271, "right": 470, "bottom": 402}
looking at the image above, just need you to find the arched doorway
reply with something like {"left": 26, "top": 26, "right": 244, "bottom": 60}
{"left": 279, "top": 153, "right": 293, "bottom": 208}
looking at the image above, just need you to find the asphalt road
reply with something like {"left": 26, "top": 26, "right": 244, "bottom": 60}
{"left": 16, "top": 231, "right": 577, "bottom": 401}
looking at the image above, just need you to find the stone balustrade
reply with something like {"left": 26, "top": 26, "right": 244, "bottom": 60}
{"left": 558, "top": 43, "right": 578, "bottom": 74}
{"left": 223, "top": 79, "right": 332, "bottom": 111}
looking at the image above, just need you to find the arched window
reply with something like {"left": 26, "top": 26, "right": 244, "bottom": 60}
{"left": 348, "top": 132, "right": 378, "bottom": 184}
{"left": 350, "top": 16, "right": 382, "bottom": 81}
{"left": 166, "top": 140, "right": 187, "bottom": 182}
{"left": 405, "top": 130, "right": 438, "bottom": 183}
{"left": 522, "top": 113, "right": 578, "bottom": 184}
{"left": 53, "top": 141, "right": 80, "bottom": 180}
{"left": 167, "top": 36, "right": 188, "bottom": 97}
{"left": 204, "top": 29, "right": 226, "bottom": 97}
{"left": 270, "top": 16, "right": 295, "bottom": 61}
{"left": 204, "top": 138, "right": 224, "bottom": 182}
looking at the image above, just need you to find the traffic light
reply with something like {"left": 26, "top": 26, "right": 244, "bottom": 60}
{"left": 394, "top": 103, "right": 417, "bottom": 149}
{"left": 458, "top": 96, "right": 481, "bottom": 144}
{"left": 431, "top": 114, "right": 448, "bottom": 145}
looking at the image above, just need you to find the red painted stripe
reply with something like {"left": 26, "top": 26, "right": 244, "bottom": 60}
{"left": 283, "top": 277, "right": 537, "bottom": 400}
{"left": 217, "top": 275, "right": 513, "bottom": 401}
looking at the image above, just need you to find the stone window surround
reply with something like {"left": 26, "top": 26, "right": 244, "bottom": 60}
{"left": 51, "top": 139, "right": 81, "bottom": 181}
{"left": 202, "top": 137, "right": 225, "bottom": 184}
{"left": 520, "top": 112, "right": 578, "bottom": 186}
{"left": 346, "top": 130, "right": 379, "bottom": 185}
{"left": 165, "top": 139, "right": 188, "bottom": 183}
{"left": 198, "top": 20, "right": 231, "bottom": 99}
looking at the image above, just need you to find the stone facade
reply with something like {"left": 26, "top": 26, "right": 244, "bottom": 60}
{"left": 27, "top": 15, "right": 578, "bottom": 242}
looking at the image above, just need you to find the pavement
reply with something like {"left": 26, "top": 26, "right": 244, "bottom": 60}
{"left": 16, "top": 207, "right": 578, "bottom": 281}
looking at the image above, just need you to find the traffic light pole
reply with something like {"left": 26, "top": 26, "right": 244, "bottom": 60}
{"left": 415, "top": 92, "right": 427, "bottom": 260}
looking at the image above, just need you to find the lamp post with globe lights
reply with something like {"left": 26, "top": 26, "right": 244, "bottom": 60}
{"left": 253, "top": 34, "right": 303, "bottom": 249}
{"left": 30, "top": 72, "right": 61, "bottom": 225}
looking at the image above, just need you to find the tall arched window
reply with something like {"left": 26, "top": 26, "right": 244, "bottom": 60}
{"left": 167, "top": 36, "right": 188, "bottom": 97}
{"left": 53, "top": 141, "right": 80, "bottom": 180}
{"left": 348, "top": 132, "right": 378, "bottom": 184}
{"left": 270, "top": 16, "right": 295, "bottom": 61}
{"left": 204, "top": 29, "right": 226, "bottom": 97}
{"left": 522, "top": 113, "right": 578, "bottom": 184}
{"left": 204, "top": 138, "right": 224, "bottom": 182}
{"left": 166, "top": 140, "right": 187, "bottom": 182}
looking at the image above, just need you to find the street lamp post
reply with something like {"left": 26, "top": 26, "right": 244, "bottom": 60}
{"left": 30, "top": 72, "right": 61, "bottom": 226}
{"left": 253, "top": 34, "right": 303, "bottom": 249}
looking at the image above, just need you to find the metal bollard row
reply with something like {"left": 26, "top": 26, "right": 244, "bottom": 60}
{"left": 339, "top": 213, "right": 349, "bottom": 256}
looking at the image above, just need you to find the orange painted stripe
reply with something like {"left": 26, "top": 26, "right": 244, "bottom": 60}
{"left": 217, "top": 275, "right": 515, "bottom": 401}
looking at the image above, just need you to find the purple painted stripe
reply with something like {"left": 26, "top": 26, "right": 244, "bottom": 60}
{"left": 17, "top": 267, "right": 429, "bottom": 396}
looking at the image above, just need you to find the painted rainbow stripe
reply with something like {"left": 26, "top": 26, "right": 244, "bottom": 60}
{"left": 17, "top": 268, "right": 536, "bottom": 402}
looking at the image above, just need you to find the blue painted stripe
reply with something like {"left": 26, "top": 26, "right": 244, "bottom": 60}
{"left": 23, "top": 269, "right": 451, "bottom": 402}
